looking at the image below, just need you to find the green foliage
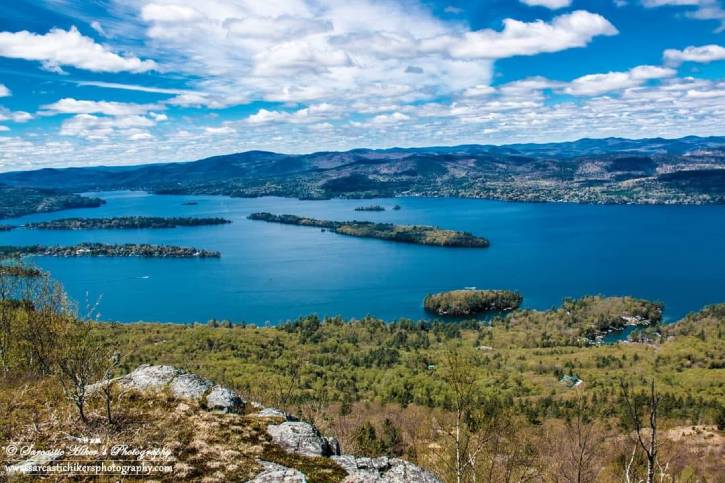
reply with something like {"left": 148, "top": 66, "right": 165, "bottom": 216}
{"left": 424, "top": 289, "right": 522, "bottom": 316}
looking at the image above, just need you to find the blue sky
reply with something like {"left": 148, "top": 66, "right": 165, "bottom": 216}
{"left": 0, "top": 0, "right": 723, "bottom": 171}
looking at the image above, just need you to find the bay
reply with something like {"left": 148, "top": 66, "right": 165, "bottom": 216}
{"left": 1, "top": 191, "right": 723, "bottom": 324}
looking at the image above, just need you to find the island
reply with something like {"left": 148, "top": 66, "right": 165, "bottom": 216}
{"left": 25, "top": 216, "right": 231, "bottom": 230}
{"left": 0, "top": 243, "right": 220, "bottom": 258}
{"left": 354, "top": 205, "right": 385, "bottom": 212}
{"left": 248, "top": 212, "right": 490, "bottom": 248}
{"left": 0, "top": 225, "right": 16, "bottom": 231}
{"left": 0, "top": 186, "right": 104, "bottom": 219}
{"left": 423, "top": 289, "right": 522, "bottom": 316}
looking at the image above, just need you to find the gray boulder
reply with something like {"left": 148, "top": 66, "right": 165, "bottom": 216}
{"left": 170, "top": 372, "right": 214, "bottom": 400}
{"left": 117, "top": 364, "right": 181, "bottom": 390}
{"left": 249, "top": 461, "right": 308, "bottom": 482}
{"left": 255, "top": 407, "right": 290, "bottom": 419}
{"left": 332, "top": 455, "right": 440, "bottom": 483}
{"left": 206, "top": 385, "right": 244, "bottom": 413}
{"left": 111, "top": 365, "right": 245, "bottom": 414}
{"left": 267, "top": 422, "right": 339, "bottom": 457}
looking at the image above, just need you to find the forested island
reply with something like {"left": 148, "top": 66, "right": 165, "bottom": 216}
{"left": 0, "top": 185, "right": 104, "bottom": 219}
{"left": 248, "top": 212, "right": 489, "bottom": 248}
{"left": 25, "top": 216, "right": 231, "bottom": 230}
{"left": 0, "top": 243, "right": 220, "bottom": 258}
{"left": 354, "top": 205, "right": 385, "bottom": 211}
{"left": 424, "top": 289, "right": 523, "bottom": 316}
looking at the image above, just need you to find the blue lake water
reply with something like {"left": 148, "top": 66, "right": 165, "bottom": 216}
{"left": 1, "top": 191, "right": 723, "bottom": 324}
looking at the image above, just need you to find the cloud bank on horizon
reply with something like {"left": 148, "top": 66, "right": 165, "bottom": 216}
{"left": 0, "top": 0, "right": 723, "bottom": 171}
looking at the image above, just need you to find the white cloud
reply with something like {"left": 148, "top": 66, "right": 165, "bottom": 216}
{"left": 0, "top": 126, "right": 8, "bottom": 132}
{"left": 76, "top": 81, "right": 196, "bottom": 96}
{"left": 60, "top": 113, "right": 157, "bottom": 140}
{"left": 440, "top": 11, "right": 617, "bottom": 59}
{"left": 204, "top": 126, "right": 235, "bottom": 135}
{"left": 664, "top": 44, "right": 725, "bottom": 64}
{"left": 642, "top": 0, "right": 725, "bottom": 31}
{"left": 0, "top": 84, "right": 9, "bottom": 97}
{"left": 0, "top": 26, "right": 156, "bottom": 73}
{"left": 563, "top": 65, "right": 676, "bottom": 96}
{"left": 520, "top": 0, "right": 573, "bottom": 9}
{"left": 0, "top": 107, "right": 32, "bottom": 123}
{"left": 41, "top": 98, "right": 161, "bottom": 116}
{"left": 247, "top": 103, "right": 343, "bottom": 125}
{"left": 127, "top": 1, "right": 615, "bottom": 109}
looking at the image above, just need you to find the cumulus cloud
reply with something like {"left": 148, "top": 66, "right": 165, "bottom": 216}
{"left": 127, "top": 0, "right": 616, "bottom": 108}
{"left": 664, "top": 44, "right": 725, "bottom": 64}
{"left": 520, "top": 0, "right": 573, "bottom": 9}
{"left": 0, "top": 84, "right": 9, "bottom": 97}
{"left": 59, "top": 113, "right": 156, "bottom": 140}
{"left": 642, "top": 0, "right": 725, "bottom": 31}
{"left": 204, "top": 126, "right": 235, "bottom": 135}
{"left": 41, "top": 98, "right": 161, "bottom": 116}
{"left": 563, "top": 65, "right": 676, "bottom": 96}
{"left": 441, "top": 11, "right": 617, "bottom": 59}
{"left": 0, "top": 107, "right": 32, "bottom": 123}
{"left": 0, "top": 26, "right": 156, "bottom": 73}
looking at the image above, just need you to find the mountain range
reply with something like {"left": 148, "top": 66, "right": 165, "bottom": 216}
{"left": 1, "top": 135, "right": 723, "bottom": 204}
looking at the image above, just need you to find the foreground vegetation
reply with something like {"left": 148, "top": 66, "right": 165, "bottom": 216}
{"left": 0, "top": 261, "right": 722, "bottom": 482}
{"left": 25, "top": 216, "right": 232, "bottom": 230}
{"left": 424, "top": 289, "right": 522, "bottom": 316}
{"left": 0, "top": 243, "right": 220, "bottom": 258}
{"left": 248, "top": 212, "right": 490, "bottom": 248}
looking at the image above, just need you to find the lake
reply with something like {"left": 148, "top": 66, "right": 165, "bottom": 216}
{"left": 1, "top": 191, "right": 723, "bottom": 324}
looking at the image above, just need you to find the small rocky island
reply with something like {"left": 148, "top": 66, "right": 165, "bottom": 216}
{"left": 424, "top": 289, "right": 523, "bottom": 316}
{"left": 354, "top": 205, "right": 385, "bottom": 211}
{"left": 25, "top": 216, "right": 231, "bottom": 230}
{"left": 0, "top": 243, "right": 220, "bottom": 258}
{"left": 248, "top": 212, "right": 489, "bottom": 248}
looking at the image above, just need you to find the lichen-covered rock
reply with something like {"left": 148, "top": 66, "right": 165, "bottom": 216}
{"left": 205, "top": 385, "right": 244, "bottom": 413}
{"left": 249, "top": 461, "right": 308, "bottom": 482}
{"left": 111, "top": 365, "right": 244, "bottom": 413}
{"left": 117, "top": 364, "right": 181, "bottom": 390}
{"left": 170, "top": 372, "right": 214, "bottom": 400}
{"left": 255, "top": 407, "right": 289, "bottom": 419}
{"left": 267, "top": 422, "right": 338, "bottom": 457}
{"left": 332, "top": 455, "right": 440, "bottom": 483}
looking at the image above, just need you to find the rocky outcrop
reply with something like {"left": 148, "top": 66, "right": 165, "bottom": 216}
{"left": 333, "top": 455, "right": 440, "bottom": 483}
{"left": 106, "top": 364, "right": 246, "bottom": 414}
{"left": 267, "top": 422, "right": 339, "bottom": 457}
{"left": 249, "top": 461, "right": 308, "bottom": 483}
{"left": 97, "top": 365, "right": 438, "bottom": 483}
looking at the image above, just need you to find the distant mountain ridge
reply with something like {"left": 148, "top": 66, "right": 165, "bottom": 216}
{"left": 1, "top": 135, "right": 723, "bottom": 204}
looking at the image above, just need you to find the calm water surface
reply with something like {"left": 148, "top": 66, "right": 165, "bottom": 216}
{"left": 1, "top": 191, "right": 723, "bottom": 324}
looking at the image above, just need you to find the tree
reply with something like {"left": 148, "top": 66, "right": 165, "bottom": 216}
{"left": 549, "top": 392, "right": 604, "bottom": 483}
{"left": 620, "top": 379, "right": 661, "bottom": 483}
{"left": 56, "top": 320, "right": 114, "bottom": 424}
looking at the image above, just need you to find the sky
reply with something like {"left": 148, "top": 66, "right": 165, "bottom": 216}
{"left": 0, "top": 0, "right": 723, "bottom": 171}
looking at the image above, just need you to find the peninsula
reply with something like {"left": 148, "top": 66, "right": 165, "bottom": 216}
{"left": 0, "top": 243, "right": 220, "bottom": 258}
{"left": 424, "top": 289, "right": 523, "bottom": 316}
{"left": 248, "top": 212, "right": 490, "bottom": 248}
{"left": 25, "top": 216, "right": 231, "bottom": 230}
